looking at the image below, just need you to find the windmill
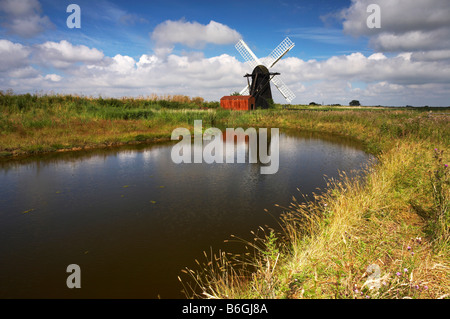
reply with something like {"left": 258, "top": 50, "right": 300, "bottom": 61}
{"left": 235, "top": 37, "right": 296, "bottom": 108}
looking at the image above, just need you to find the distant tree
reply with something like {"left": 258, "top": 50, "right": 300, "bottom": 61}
{"left": 309, "top": 102, "right": 319, "bottom": 106}
{"left": 230, "top": 92, "right": 241, "bottom": 96}
{"left": 349, "top": 100, "right": 361, "bottom": 106}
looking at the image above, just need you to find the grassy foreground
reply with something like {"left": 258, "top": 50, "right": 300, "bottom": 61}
{"left": 1, "top": 93, "right": 449, "bottom": 299}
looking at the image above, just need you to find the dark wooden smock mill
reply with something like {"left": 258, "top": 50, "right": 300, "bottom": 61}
{"left": 220, "top": 37, "right": 296, "bottom": 110}
{"left": 244, "top": 65, "right": 279, "bottom": 109}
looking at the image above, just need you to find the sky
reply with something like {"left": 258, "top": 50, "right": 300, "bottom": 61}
{"left": 1, "top": 0, "right": 450, "bottom": 106}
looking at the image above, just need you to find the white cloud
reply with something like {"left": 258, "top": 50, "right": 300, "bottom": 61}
{"left": 65, "top": 51, "right": 246, "bottom": 95}
{"left": 151, "top": 19, "right": 241, "bottom": 56}
{"left": 411, "top": 50, "right": 450, "bottom": 62}
{"left": 370, "top": 29, "right": 450, "bottom": 52}
{"left": 35, "top": 40, "right": 105, "bottom": 68}
{"left": 8, "top": 66, "right": 39, "bottom": 79}
{"left": 276, "top": 51, "right": 450, "bottom": 86}
{"left": 0, "top": 39, "right": 31, "bottom": 72}
{"left": 341, "top": 0, "right": 450, "bottom": 52}
{"left": 44, "top": 74, "right": 62, "bottom": 82}
{"left": 136, "top": 54, "right": 160, "bottom": 69}
{"left": 1, "top": 36, "right": 450, "bottom": 106}
{"left": 0, "top": 0, "right": 53, "bottom": 38}
{"left": 368, "top": 53, "right": 387, "bottom": 61}
{"left": 108, "top": 54, "right": 136, "bottom": 74}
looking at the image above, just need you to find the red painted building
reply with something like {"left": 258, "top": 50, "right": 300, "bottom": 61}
{"left": 220, "top": 95, "right": 255, "bottom": 111}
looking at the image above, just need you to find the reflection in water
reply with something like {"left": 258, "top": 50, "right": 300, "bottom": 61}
{"left": 0, "top": 130, "right": 374, "bottom": 299}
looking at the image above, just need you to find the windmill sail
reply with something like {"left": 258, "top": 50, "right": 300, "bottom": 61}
{"left": 235, "top": 40, "right": 261, "bottom": 70}
{"left": 264, "top": 37, "right": 295, "bottom": 69}
{"left": 270, "top": 76, "right": 296, "bottom": 103}
{"left": 239, "top": 86, "right": 250, "bottom": 95}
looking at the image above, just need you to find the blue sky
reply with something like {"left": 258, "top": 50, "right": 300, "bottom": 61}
{"left": 1, "top": 0, "right": 450, "bottom": 106}
{"left": 31, "top": 0, "right": 362, "bottom": 59}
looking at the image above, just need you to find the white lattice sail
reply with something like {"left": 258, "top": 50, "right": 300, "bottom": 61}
{"left": 264, "top": 37, "right": 295, "bottom": 68}
{"left": 270, "top": 76, "right": 296, "bottom": 103}
{"left": 235, "top": 39, "right": 260, "bottom": 70}
{"left": 239, "top": 86, "right": 250, "bottom": 96}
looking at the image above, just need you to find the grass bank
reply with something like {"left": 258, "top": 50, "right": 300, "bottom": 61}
{"left": 0, "top": 92, "right": 221, "bottom": 157}
{"left": 1, "top": 93, "right": 449, "bottom": 299}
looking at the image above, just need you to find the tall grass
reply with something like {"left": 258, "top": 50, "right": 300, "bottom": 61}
{"left": 0, "top": 92, "right": 222, "bottom": 156}
{"left": 0, "top": 91, "right": 219, "bottom": 113}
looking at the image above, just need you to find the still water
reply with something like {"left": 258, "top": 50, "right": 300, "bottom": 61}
{"left": 0, "top": 130, "right": 373, "bottom": 298}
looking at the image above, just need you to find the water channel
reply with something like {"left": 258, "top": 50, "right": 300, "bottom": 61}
{"left": 0, "top": 129, "right": 374, "bottom": 298}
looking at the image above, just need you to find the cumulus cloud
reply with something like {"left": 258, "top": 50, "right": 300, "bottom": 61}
{"left": 35, "top": 40, "right": 105, "bottom": 69}
{"left": 411, "top": 50, "right": 450, "bottom": 62}
{"left": 0, "top": 0, "right": 53, "bottom": 38}
{"left": 341, "top": 0, "right": 450, "bottom": 52}
{"left": 0, "top": 40, "right": 43, "bottom": 83}
{"left": 64, "top": 51, "right": 246, "bottom": 95}
{"left": 44, "top": 74, "right": 62, "bottom": 82}
{"left": 372, "top": 29, "right": 450, "bottom": 52}
{"left": 287, "top": 0, "right": 450, "bottom": 106}
{"left": 275, "top": 51, "right": 450, "bottom": 87}
{"left": 151, "top": 19, "right": 241, "bottom": 56}
{"left": 2, "top": 19, "right": 450, "bottom": 107}
{"left": 0, "top": 39, "right": 31, "bottom": 72}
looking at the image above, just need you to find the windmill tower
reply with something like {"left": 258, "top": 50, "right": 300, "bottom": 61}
{"left": 236, "top": 37, "right": 296, "bottom": 108}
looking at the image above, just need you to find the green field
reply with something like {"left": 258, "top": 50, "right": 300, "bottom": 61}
{"left": 1, "top": 92, "right": 449, "bottom": 299}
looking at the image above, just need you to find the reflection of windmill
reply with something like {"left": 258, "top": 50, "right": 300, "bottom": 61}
{"left": 236, "top": 37, "right": 296, "bottom": 108}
